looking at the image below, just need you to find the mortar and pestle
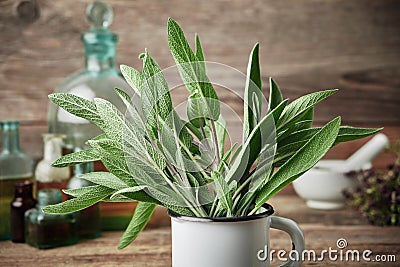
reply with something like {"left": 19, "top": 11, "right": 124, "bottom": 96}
{"left": 293, "top": 134, "right": 389, "bottom": 210}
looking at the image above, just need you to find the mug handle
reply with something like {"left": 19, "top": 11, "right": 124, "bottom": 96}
{"left": 269, "top": 216, "right": 305, "bottom": 267}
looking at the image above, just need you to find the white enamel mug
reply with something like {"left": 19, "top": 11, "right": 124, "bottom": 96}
{"left": 169, "top": 204, "right": 305, "bottom": 267}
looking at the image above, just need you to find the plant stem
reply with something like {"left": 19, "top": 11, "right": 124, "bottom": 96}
{"left": 210, "top": 119, "right": 221, "bottom": 167}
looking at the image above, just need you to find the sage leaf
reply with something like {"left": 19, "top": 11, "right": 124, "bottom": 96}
{"left": 140, "top": 50, "right": 174, "bottom": 138}
{"left": 211, "top": 171, "right": 233, "bottom": 217}
{"left": 88, "top": 139, "right": 135, "bottom": 185}
{"left": 243, "top": 43, "right": 262, "bottom": 141}
{"left": 277, "top": 89, "right": 338, "bottom": 130}
{"left": 94, "top": 98, "right": 134, "bottom": 144}
{"left": 63, "top": 185, "right": 100, "bottom": 198}
{"left": 168, "top": 18, "right": 220, "bottom": 123}
{"left": 226, "top": 101, "right": 283, "bottom": 184}
{"left": 43, "top": 185, "right": 114, "bottom": 214}
{"left": 255, "top": 117, "right": 341, "bottom": 209}
{"left": 48, "top": 93, "right": 104, "bottom": 129}
{"left": 52, "top": 148, "right": 100, "bottom": 168}
{"left": 118, "top": 202, "right": 156, "bottom": 249}
{"left": 268, "top": 77, "right": 283, "bottom": 112}
{"left": 195, "top": 33, "right": 205, "bottom": 62}
{"left": 334, "top": 126, "right": 382, "bottom": 145}
{"left": 120, "top": 65, "right": 143, "bottom": 95}
{"left": 111, "top": 186, "right": 148, "bottom": 200}
{"left": 215, "top": 115, "right": 227, "bottom": 158}
{"left": 79, "top": 172, "right": 128, "bottom": 191}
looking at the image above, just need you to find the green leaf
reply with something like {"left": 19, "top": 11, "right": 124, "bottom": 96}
{"left": 114, "top": 87, "right": 132, "bottom": 104}
{"left": 88, "top": 138, "right": 138, "bottom": 186}
{"left": 52, "top": 148, "right": 100, "bottom": 168}
{"left": 93, "top": 98, "right": 134, "bottom": 144}
{"left": 268, "top": 77, "right": 283, "bottom": 111}
{"left": 113, "top": 87, "right": 140, "bottom": 121}
{"left": 277, "top": 89, "right": 338, "bottom": 129}
{"left": 273, "top": 140, "right": 308, "bottom": 167}
{"left": 44, "top": 185, "right": 114, "bottom": 214}
{"left": 90, "top": 133, "right": 108, "bottom": 141}
{"left": 195, "top": 33, "right": 205, "bottom": 62}
{"left": 118, "top": 202, "right": 156, "bottom": 249}
{"left": 63, "top": 185, "right": 100, "bottom": 198}
{"left": 211, "top": 171, "right": 233, "bottom": 216}
{"left": 334, "top": 126, "right": 382, "bottom": 145}
{"left": 215, "top": 115, "right": 227, "bottom": 158}
{"left": 120, "top": 65, "right": 143, "bottom": 95}
{"left": 79, "top": 172, "right": 129, "bottom": 190}
{"left": 140, "top": 50, "right": 174, "bottom": 138}
{"left": 278, "top": 128, "right": 320, "bottom": 148}
{"left": 48, "top": 93, "right": 104, "bottom": 129}
{"left": 167, "top": 18, "right": 220, "bottom": 123}
{"left": 226, "top": 101, "right": 284, "bottom": 184}
{"left": 110, "top": 190, "right": 160, "bottom": 205}
{"left": 276, "top": 119, "right": 313, "bottom": 141}
{"left": 243, "top": 43, "right": 262, "bottom": 141}
{"left": 270, "top": 99, "right": 288, "bottom": 127}
{"left": 111, "top": 186, "right": 148, "bottom": 200}
{"left": 255, "top": 117, "right": 341, "bottom": 209}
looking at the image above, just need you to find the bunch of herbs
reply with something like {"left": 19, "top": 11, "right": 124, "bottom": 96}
{"left": 44, "top": 18, "right": 381, "bottom": 248}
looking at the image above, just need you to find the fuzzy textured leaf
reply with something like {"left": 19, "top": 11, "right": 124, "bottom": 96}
{"left": 48, "top": 93, "right": 104, "bottom": 128}
{"left": 118, "top": 202, "right": 156, "bottom": 249}
{"left": 52, "top": 148, "right": 100, "bottom": 168}
{"left": 243, "top": 43, "right": 262, "bottom": 141}
{"left": 334, "top": 126, "right": 382, "bottom": 145}
{"left": 255, "top": 117, "right": 341, "bottom": 209}
{"left": 79, "top": 172, "right": 129, "bottom": 191}
{"left": 168, "top": 18, "right": 220, "bottom": 122}
{"left": 268, "top": 77, "right": 283, "bottom": 112}
{"left": 120, "top": 65, "right": 143, "bottom": 95}
{"left": 43, "top": 185, "right": 114, "bottom": 214}
{"left": 277, "top": 90, "right": 337, "bottom": 129}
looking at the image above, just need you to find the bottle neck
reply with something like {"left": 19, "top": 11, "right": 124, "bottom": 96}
{"left": 14, "top": 182, "right": 34, "bottom": 199}
{"left": 85, "top": 55, "right": 115, "bottom": 72}
{"left": 43, "top": 136, "right": 63, "bottom": 161}
{"left": 82, "top": 31, "right": 118, "bottom": 73}
{"left": 1, "top": 122, "right": 20, "bottom": 154}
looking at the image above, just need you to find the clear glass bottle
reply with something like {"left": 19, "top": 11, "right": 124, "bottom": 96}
{"left": 10, "top": 181, "right": 36, "bottom": 243}
{"left": 25, "top": 189, "right": 78, "bottom": 249}
{"left": 67, "top": 161, "right": 101, "bottom": 239}
{"left": 0, "top": 121, "right": 34, "bottom": 240}
{"left": 35, "top": 134, "right": 70, "bottom": 192}
{"left": 47, "top": 1, "right": 131, "bottom": 153}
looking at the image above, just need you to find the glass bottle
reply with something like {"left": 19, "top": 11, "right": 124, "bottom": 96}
{"left": 67, "top": 160, "right": 101, "bottom": 239}
{"left": 10, "top": 181, "right": 36, "bottom": 243}
{"left": 0, "top": 121, "right": 34, "bottom": 240}
{"left": 25, "top": 189, "right": 78, "bottom": 249}
{"left": 47, "top": 1, "right": 131, "bottom": 153}
{"left": 35, "top": 134, "right": 70, "bottom": 192}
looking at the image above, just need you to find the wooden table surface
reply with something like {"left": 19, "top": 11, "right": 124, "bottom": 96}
{"left": 1, "top": 195, "right": 398, "bottom": 266}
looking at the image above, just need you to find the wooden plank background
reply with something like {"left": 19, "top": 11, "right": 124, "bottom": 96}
{"left": 1, "top": 0, "right": 399, "bottom": 168}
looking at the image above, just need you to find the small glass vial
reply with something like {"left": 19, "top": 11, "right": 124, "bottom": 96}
{"left": 68, "top": 161, "right": 101, "bottom": 239}
{"left": 35, "top": 134, "right": 70, "bottom": 192}
{"left": 0, "top": 121, "right": 34, "bottom": 240}
{"left": 25, "top": 189, "right": 78, "bottom": 249}
{"left": 10, "top": 181, "right": 36, "bottom": 243}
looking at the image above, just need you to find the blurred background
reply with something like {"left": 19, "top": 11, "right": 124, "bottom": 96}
{"left": 1, "top": 0, "right": 399, "bottom": 170}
